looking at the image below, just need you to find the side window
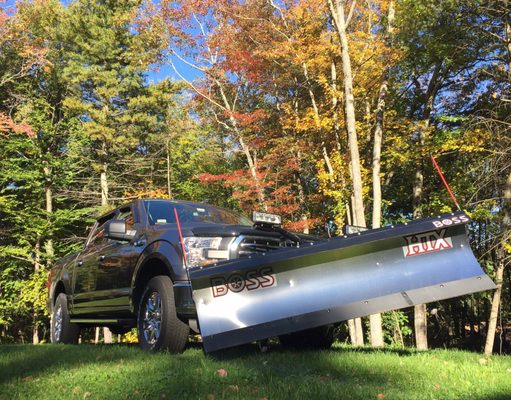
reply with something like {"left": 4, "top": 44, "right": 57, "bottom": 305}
{"left": 116, "top": 208, "right": 134, "bottom": 229}
{"left": 116, "top": 207, "right": 136, "bottom": 237}
{"left": 87, "top": 214, "right": 115, "bottom": 248}
{"left": 85, "top": 207, "right": 134, "bottom": 248}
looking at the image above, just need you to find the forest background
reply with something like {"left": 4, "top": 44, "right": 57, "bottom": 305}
{"left": 0, "top": 0, "right": 509, "bottom": 355}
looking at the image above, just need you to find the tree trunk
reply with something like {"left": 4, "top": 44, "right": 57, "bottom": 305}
{"left": 331, "top": 58, "right": 342, "bottom": 152}
{"left": 103, "top": 326, "right": 113, "bottom": 344}
{"left": 100, "top": 163, "right": 112, "bottom": 343}
{"left": 368, "top": 0, "right": 394, "bottom": 348}
{"left": 392, "top": 311, "right": 405, "bottom": 347}
{"left": 485, "top": 171, "right": 511, "bottom": 354}
{"left": 411, "top": 63, "right": 444, "bottom": 350}
{"left": 344, "top": 201, "right": 363, "bottom": 345}
{"left": 411, "top": 63, "right": 442, "bottom": 217}
{"left": 369, "top": 315, "right": 383, "bottom": 347}
{"left": 371, "top": 0, "right": 394, "bottom": 230}
{"left": 329, "top": 0, "right": 366, "bottom": 346}
{"left": 414, "top": 303, "right": 428, "bottom": 350}
{"left": 295, "top": 151, "right": 309, "bottom": 234}
{"left": 100, "top": 169, "right": 108, "bottom": 207}
{"left": 40, "top": 165, "right": 54, "bottom": 345}
{"left": 484, "top": 258, "right": 505, "bottom": 355}
{"left": 328, "top": 0, "right": 366, "bottom": 228}
{"left": 505, "top": 0, "right": 511, "bottom": 82}
{"left": 237, "top": 131, "right": 267, "bottom": 210}
{"left": 346, "top": 316, "right": 364, "bottom": 346}
{"left": 43, "top": 166, "right": 54, "bottom": 259}
{"left": 504, "top": 171, "right": 511, "bottom": 226}
{"left": 354, "top": 317, "right": 364, "bottom": 346}
{"left": 166, "top": 139, "right": 172, "bottom": 199}
{"left": 32, "top": 238, "right": 41, "bottom": 345}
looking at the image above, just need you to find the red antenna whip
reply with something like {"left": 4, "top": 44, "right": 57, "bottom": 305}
{"left": 431, "top": 156, "right": 461, "bottom": 211}
{"left": 174, "top": 207, "right": 188, "bottom": 266}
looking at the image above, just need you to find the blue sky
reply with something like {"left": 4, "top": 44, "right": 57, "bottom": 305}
{"left": 147, "top": 59, "right": 201, "bottom": 85}
{"left": 2, "top": 0, "right": 200, "bottom": 84}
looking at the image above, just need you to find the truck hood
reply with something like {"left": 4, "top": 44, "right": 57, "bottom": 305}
{"left": 147, "top": 223, "right": 321, "bottom": 245}
{"left": 190, "top": 224, "right": 320, "bottom": 243}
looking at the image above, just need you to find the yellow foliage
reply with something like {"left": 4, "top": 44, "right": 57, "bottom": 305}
{"left": 121, "top": 329, "right": 138, "bottom": 344}
{"left": 437, "top": 128, "right": 490, "bottom": 154}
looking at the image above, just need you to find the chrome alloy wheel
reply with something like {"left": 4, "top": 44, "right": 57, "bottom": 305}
{"left": 142, "top": 291, "right": 162, "bottom": 345}
{"left": 54, "top": 304, "right": 63, "bottom": 342}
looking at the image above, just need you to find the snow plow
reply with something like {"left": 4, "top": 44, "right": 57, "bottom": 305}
{"left": 189, "top": 212, "right": 496, "bottom": 352}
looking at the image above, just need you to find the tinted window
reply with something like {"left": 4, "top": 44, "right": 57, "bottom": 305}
{"left": 116, "top": 208, "right": 134, "bottom": 229}
{"left": 87, "top": 207, "right": 134, "bottom": 247}
{"left": 144, "top": 201, "right": 252, "bottom": 226}
{"left": 88, "top": 214, "right": 114, "bottom": 247}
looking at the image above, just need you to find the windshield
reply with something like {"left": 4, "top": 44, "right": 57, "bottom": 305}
{"left": 143, "top": 200, "right": 253, "bottom": 226}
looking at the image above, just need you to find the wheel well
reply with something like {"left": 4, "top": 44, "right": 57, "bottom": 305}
{"left": 53, "top": 281, "right": 66, "bottom": 305}
{"left": 133, "top": 259, "right": 171, "bottom": 311}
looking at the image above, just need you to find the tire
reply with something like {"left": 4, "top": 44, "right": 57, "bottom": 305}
{"left": 51, "top": 293, "right": 80, "bottom": 344}
{"left": 137, "top": 275, "right": 189, "bottom": 352}
{"left": 279, "top": 324, "right": 337, "bottom": 350}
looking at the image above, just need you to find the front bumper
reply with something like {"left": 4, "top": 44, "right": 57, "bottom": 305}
{"left": 174, "top": 282, "right": 196, "bottom": 318}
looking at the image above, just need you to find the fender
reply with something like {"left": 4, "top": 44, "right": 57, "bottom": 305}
{"left": 48, "top": 252, "right": 80, "bottom": 312}
{"left": 130, "top": 239, "right": 187, "bottom": 304}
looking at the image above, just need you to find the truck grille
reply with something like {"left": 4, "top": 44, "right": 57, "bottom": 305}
{"left": 233, "top": 235, "right": 297, "bottom": 258}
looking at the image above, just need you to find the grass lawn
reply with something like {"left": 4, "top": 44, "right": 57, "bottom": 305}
{"left": 1, "top": 343, "right": 510, "bottom": 400}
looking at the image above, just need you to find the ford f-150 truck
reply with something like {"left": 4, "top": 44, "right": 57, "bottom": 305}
{"left": 48, "top": 199, "right": 495, "bottom": 353}
{"left": 47, "top": 199, "right": 318, "bottom": 352}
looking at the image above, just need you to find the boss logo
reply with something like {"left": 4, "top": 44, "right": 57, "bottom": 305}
{"left": 432, "top": 214, "right": 469, "bottom": 228}
{"left": 402, "top": 229, "right": 453, "bottom": 257}
{"left": 210, "top": 267, "right": 277, "bottom": 297}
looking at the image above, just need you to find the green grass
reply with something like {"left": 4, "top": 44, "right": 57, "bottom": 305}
{"left": 1, "top": 343, "right": 510, "bottom": 400}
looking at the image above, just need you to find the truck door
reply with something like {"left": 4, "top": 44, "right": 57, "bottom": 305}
{"left": 93, "top": 207, "right": 142, "bottom": 314}
{"left": 72, "top": 213, "right": 115, "bottom": 315}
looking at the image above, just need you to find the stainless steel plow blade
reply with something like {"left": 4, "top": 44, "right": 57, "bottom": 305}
{"left": 189, "top": 212, "right": 496, "bottom": 352}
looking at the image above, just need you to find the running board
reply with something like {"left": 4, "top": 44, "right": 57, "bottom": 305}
{"left": 69, "top": 318, "right": 136, "bottom": 325}
{"left": 190, "top": 212, "right": 496, "bottom": 352}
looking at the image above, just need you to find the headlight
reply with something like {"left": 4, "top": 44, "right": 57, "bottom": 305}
{"left": 183, "top": 236, "right": 226, "bottom": 268}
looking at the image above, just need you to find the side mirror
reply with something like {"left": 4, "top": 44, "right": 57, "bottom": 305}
{"left": 104, "top": 220, "right": 135, "bottom": 241}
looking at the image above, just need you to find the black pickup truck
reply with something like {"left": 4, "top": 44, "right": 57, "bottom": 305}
{"left": 47, "top": 199, "right": 316, "bottom": 352}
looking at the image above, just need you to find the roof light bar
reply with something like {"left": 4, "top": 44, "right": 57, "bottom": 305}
{"left": 252, "top": 211, "right": 282, "bottom": 225}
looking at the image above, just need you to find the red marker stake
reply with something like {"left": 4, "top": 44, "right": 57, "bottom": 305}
{"left": 174, "top": 207, "right": 188, "bottom": 266}
{"left": 431, "top": 156, "right": 461, "bottom": 211}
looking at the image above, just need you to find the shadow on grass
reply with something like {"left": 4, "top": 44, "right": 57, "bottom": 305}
{"left": 208, "top": 340, "right": 418, "bottom": 361}
{"left": 0, "top": 344, "right": 142, "bottom": 385}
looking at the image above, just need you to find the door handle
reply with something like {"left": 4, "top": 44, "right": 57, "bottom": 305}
{"left": 99, "top": 255, "right": 105, "bottom": 261}
{"left": 77, "top": 260, "right": 83, "bottom": 266}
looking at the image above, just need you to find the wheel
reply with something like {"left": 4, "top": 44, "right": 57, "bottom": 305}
{"left": 137, "top": 275, "right": 189, "bottom": 352}
{"left": 51, "top": 293, "right": 80, "bottom": 344}
{"left": 279, "top": 325, "right": 337, "bottom": 350}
